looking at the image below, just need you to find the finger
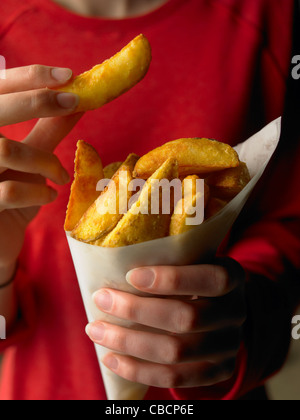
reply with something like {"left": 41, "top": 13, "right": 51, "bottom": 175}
{"left": 93, "top": 288, "right": 246, "bottom": 333}
{"left": 24, "top": 113, "right": 84, "bottom": 153}
{"left": 126, "top": 260, "right": 245, "bottom": 297}
{"left": 86, "top": 321, "right": 241, "bottom": 365}
{"left": 101, "top": 353, "right": 236, "bottom": 388}
{"left": 0, "top": 138, "right": 70, "bottom": 185}
{"left": 0, "top": 89, "right": 79, "bottom": 127}
{"left": 0, "top": 65, "right": 73, "bottom": 94}
{"left": 0, "top": 132, "right": 6, "bottom": 174}
{"left": 0, "top": 181, "right": 57, "bottom": 210}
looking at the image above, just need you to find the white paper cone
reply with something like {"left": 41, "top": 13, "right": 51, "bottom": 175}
{"left": 67, "top": 117, "right": 281, "bottom": 400}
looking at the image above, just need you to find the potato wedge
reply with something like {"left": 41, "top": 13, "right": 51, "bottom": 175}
{"left": 64, "top": 140, "right": 104, "bottom": 232}
{"left": 206, "top": 162, "right": 250, "bottom": 200}
{"left": 57, "top": 34, "right": 152, "bottom": 113}
{"left": 134, "top": 138, "right": 240, "bottom": 179}
{"left": 103, "top": 161, "right": 123, "bottom": 179}
{"left": 170, "top": 176, "right": 210, "bottom": 236}
{"left": 71, "top": 153, "right": 139, "bottom": 243}
{"left": 181, "top": 175, "right": 210, "bottom": 205}
{"left": 102, "top": 158, "right": 179, "bottom": 248}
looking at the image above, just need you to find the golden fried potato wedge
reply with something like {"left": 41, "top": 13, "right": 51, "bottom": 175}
{"left": 181, "top": 175, "right": 210, "bottom": 206}
{"left": 206, "top": 162, "right": 250, "bottom": 200}
{"left": 103, "top": 161, "right": 123, "bottom": 179}
{"left": 71, "top": 154, "right": 139, "bottom": 243}
{"left": 64, "top": 140, "right": 104, "bottom": 232}
{"left": 170, "top": 176, "right": 210, "bottom": 236}
{"left": 57, "top": 34, "right": 152, "bottom": 113}
{"left": 205, "top": 197, "right": 228, "bottom": 220}
{"left": 102, "top": 158, "right": 179, "bottom": 248}
{"left": 134, "top": 138, "right": 240, "bottom": 179}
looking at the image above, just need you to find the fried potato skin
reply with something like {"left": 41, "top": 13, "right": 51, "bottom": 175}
{"left": 57, "top": 34, "right": 152, "bottom": 113}
{"left": 134, "top": 138, "right": 240, "bottom": 179}
{"left": 102, "top": 158, "right": 179, "bottom": 248}
{"left": 71, "top": 153, "right": 139, "bottom": 243}
{"left": 64, "top": 140, "right": 104, "bottom": 232}
{"left": 206, "top": 162, "right": 250, "bottom": 200}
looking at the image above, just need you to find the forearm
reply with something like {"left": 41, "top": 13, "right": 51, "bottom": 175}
{"left": 0, "top": 263, "right": 18, "bottom": 330}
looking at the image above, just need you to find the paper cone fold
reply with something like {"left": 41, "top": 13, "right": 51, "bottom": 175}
{"left": 66, "top": 117, "right": 281, "bottom": 400}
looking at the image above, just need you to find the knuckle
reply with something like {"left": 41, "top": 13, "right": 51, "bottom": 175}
{"left": 236, "top": 304, "right": 247, "bottom": 327}
{"left": 211, "top": 265, "right": 228, "bottom": 296}
{"left": 166, "top": 267, "right": 181, "bottom": 292}
{"left": 220, "top": 358, "right": 236, "bottom": 381}
{"left": 111, "top": 330, "right": 129, "bottom": 354}
{"left": 163, "top": 336, "right": 184, "bottom": 365}
{"left": 225, "top": 327, "right": 243, "bottom": 356}
{"left": 174, "top": 303, "right": 198, "bottom": 334}
{"left": 121, "top": 300, "right": 138, "bottom": 322}
{"left": 160, "top": 366, "right": 182, "bottom": 388}
{"left": 0, "top": 181, "right": 17, "bottom": 205}
{"left": 0, "top": 137, "right": 13, "bottom": 159}
{"left": 29, "top": 90, "right": 50, "bottom": 114}
{"left": 123, "top": 363, "right": 139, "bottom": 384}
{"left": 27, "top": 64, "right": 45, "bottom": 82}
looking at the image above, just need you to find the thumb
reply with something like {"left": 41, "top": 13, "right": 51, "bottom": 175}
{"left": 23, "top": 112, "right": 84, "bottom": 153}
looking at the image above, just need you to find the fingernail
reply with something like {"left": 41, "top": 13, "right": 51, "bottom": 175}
{"left": 51, "top": 67, "right": 73, "bottom": 83}
{"left": 56, "top": 92, "right": 79, "bottom": 109}
{"left": 93, "top": 290, "right": 113, "bottom": 311}
{"left": 103, "top": 355, "right": 119, "bottom": 371}
{"left": 126, "top": 268, "right": 155, "bottom": 289}
{"left": 86, "top": 323, "right": 105, "bottom": 342}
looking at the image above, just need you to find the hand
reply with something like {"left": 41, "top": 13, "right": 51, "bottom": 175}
{"left": 86, "top": 258, "right": 247, "bottom": 389}
{"left": 0, "top": 65, "right": 82, "bottom": 277}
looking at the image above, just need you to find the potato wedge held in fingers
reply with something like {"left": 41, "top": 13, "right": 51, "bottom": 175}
{"left": 57, "top": 34, "right": 152, "bottom": 113}
{"left": 206, "top": 162, "right": 250, "bottom": 200}
{"left": 64, "top": 140, "right": 104, "bottom": 232}
{"left": 134, "top": 138, "right": 240, "bottom": 179}
{"left": 170, "top": 176, "right": 210, "bottom": 236}
{"left": 102, "top": 158, "right": 179, "bottom": 248}
{"left": 71, "top": 154, "right": 139, "bottom": 243}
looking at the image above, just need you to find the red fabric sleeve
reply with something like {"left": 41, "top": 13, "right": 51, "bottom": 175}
{"left": 0, "top": 266, "right": 37, "bottom": 354}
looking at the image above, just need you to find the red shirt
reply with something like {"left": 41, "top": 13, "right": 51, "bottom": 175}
{"left": 0, "top": 0, "right": 298, "bottom": 400}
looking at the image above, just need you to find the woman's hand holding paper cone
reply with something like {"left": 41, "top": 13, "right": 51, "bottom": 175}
{"left": 86, "top": 258, "right": 246, "bottom": 388}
